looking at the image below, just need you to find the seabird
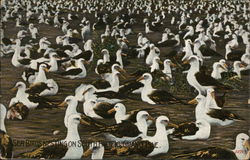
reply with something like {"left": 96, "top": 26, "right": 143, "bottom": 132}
{"left": 83, "top": 98, "right": 115, "bottom": 119}
{"left": 192, "top": 92, "right": 243, "bottom": 126}
{"left": 19, "top": 114, "right": 84, "bottom": 159}
{"left": 83, "top": 142, "right": 104, "bottom": 159}
{"left": 0, "top": 104, "right": 13, "bottom": 159}
{"left": 81, "top": 111, "right": 152, "bottom": 142}
{"left": 173, "top": 133, "right": 249, "bottom": 160}
{"left": 137, "top": 73, "right": 187, "bottom": 105}
{"left": 111, "top": 116, "right": 173, "bottom": 157}
{"left": 60, "top": 58, "right": 87, "bottom": 79}
{"left": 107, "top": 103, "right": 153, "bottom": 124}
{"left": 170, "top": 119, "right": 211, "bottom": 140}
{"left": 6, "top": 98, "right": 29, "bottom": 120}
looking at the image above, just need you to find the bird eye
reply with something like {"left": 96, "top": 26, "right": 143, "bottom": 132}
{"left": 75, "top": 118, "right": 80, "bottom": 120}
{"left": 241, "top": 138, "right": 245, "bottom": 141}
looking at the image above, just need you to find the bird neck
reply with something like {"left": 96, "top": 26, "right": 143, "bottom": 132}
{"left": 225, "top": 45, "right": 231, "bottom": 59}
{"left": 205, "top": 95, "right": 219, "bottom": 109}
{"left": 85, "top": 92, "right": 97, "bottom": 100}
{"left": 211, "top": 66, "right": 222, "bottom": 79}
{"left": 142, "top": 81, "right": 153, "bottom": 93}
{"left": 151, "top": 61, "right": 159, "bottom": 71}
{"left": 66, "top": 102, "right": 78, "bottom": 114}
{"left": 13, "top": 45, "right": 21, "bottom": 60}
{"left": 195, "top": 99, "right": 207, "bottom": 119}
{"left": 83, "top": 101, "right": 94, "bottom": 114}
{"left": 116, "top": 53, "right": 123, "bottom": 67}
{"left": 163, "top": 64, "right": 171, "bottom": 74}
{"left": 92, "top": 147, "right": 104, "bottom": 160}
{"left": 103, "top": 54, "right": 110, "bottom": 63}
{"left": 49, "top": 58, "right": 58, "bottom": 71}
{"left": 233, "top": 66, "right": 241, "bottom": 78}
{"left": 36, "top": 69, "right": 47, "bottom": 83}
{"left": 111, "top": 73, "right": 120, "bottom": 91}
{"left": 78, "top": 62, "right": 86, "bottom": 71}
{"left": 234, "top": 142, "right": 248, "bottom": 156}
{"left": 136, "top": 118, "right": 148, "bottom": 136}
{"left": 65, "top": 124, "right": 80, "bottom": 141}
{"left": 154, "top": 123, "right": 168, "bottom": 139}
{"left": 17, "top": 87, "right": 26, "bottom": 98}
{"left": 0, "top": 115, "right": 6, "bottom": 132}
{"left": 189, "top": 61, "right": 200, "bottom": 73}
{"left": 187, "top": 28, "right": 194, "bottom": 35}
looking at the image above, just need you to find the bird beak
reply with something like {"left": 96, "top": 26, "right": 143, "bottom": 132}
{"left": 168, "top": 122, "right": 178, "bottom": 128}
{"left": 170, "top": 62, "right": 177, "bottom": 67}
{"left": 188, "top": 98, "right": 198, "bottom": 104}
{"left": 123, "top": 39, "right": 129, "bottom": 43}
{"left": 136, "top": 76, "right": 144, "bottom": 82}
{"left": 182, "top": 60, "right": 189, "bottom": 64}
{"left": 82, "top": 88, "right": 91, "bottom": 95}
{"left": 79, "top": 116, "right": 90, "bottom": 125}
{"left": 117, "top": 68, "right": 126, "bottom": 73}
{"left": 220, "top": 65, "right": 228, "bottom": 71}
{"left": 58, "top": 101, "right": 67, "bottom": 107}
{"left": 10, "top": 87, "right": 18, "bottom": 93}
{"left": 158, "top": 60, "right": 163, "bottom": 64}
{"left": 84, "top": 60, "right": 90, "bottom": 65}
{"left": 43, "top": 68, "right": 49, "bottom": 72}
{"left": 210, "top": 91, "right": 215, "bottom": 99}
{"left": 147, "top": 115, "right": 155, "bottom": 121}
{"left": 240, "top": 63, "right": 247, "bottom": 68}
{"left": 54, "top": 55, "right": 60, "bottom": 58}
{"left": 120, "top": 73, "right": 127, "bottom": 80}
{"left": 162, "top": 120, "right": 169, "bottom": 126}
{"left": 121, "top": 53, "right": 127, "bottom": 56}
{"left": 244, "top": 139, "right": 250, "bottom": 150}
{"left": 223, "top": 63, "right": 228, "bottom": 69}
{"left": 83, "top": 148, "right": 93, "bottom": 157}
{"left": 107, "top": 108, "right": 116, "bottom": 114}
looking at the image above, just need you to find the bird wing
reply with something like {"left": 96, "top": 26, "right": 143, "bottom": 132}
{"left": 173, "top": 147, "right": 237, "bottom": 159}
{"left": 127, "top": 108, "right": 154, "bottom": 122}
{"left": 18, "top": 58, "right": 31, "bottom": 65}
{"left": 26, "top": 82, "right": 50, "bottom": 94}
{"left": 93, "top": 102, "right": 115, "bottom": 118}
{"left": 111, "top": 140, "right": 154, "bottom": 156}
{"left": 195, "top": 71, "right": 222, "bottom": 86}
{"left": 207, "top": 109, "right": 243, "bottom": 121}
{"left": 60, "top": 68, "right": 82, "bottom": 76}
{"left": 148, "top": 89, "right": 177, "bottom": 104}
{"left": 92, "top": 79, "right": 111, "bottom": 89}
{"left": 20, "top": 141, "right": 68, "bottom": 159}
{"left": 0, "top": 130, "right": 13, "bottom": 158}
{"left": 28, "top": 94, "right": 58, "bottom": 108}
{"left": 172, "top": 122, "right": 199, "bottom": 138}
{"left": 119, "top": 80, "right": 143, "bottom": 94}
{"left": 98, "top": 121, "right": 141, "bottom": 138}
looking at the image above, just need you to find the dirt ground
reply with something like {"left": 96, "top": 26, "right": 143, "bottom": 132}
{"left": 0, "top": 10, "right": 250, "bottom": 159}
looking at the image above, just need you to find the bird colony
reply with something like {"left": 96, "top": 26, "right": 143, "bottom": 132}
{"left": 0, "top": 0, "right": 250, "bottom": 159}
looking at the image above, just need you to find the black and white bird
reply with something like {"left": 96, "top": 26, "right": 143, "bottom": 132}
{"left": 0, "top": 104, "right": 13, "bottom": 159}
{"left": 137, "top": 73, "right": 187, "bottom": 105}
{"left": 173, "top": 133, "right": 249, "bottom": 160}
{"left": 19, "top": 114, "right": 84, "bottom": 159}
